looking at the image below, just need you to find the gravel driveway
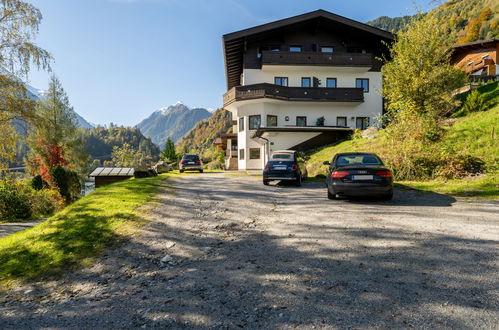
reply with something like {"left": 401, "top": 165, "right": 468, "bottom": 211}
{"left": 1, "top": 173, "right": 498, "bottom": 329}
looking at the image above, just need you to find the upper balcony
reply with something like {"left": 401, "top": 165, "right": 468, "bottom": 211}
{"left": 223, "top": 83, "right": 364, "bottom": 107}
{"left": 260, "top": 51, "right": 374, "bottom": 69}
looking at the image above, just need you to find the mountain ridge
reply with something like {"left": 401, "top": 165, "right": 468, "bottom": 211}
{"left": 136, "top": 102, "right": 211, "bottom": 148}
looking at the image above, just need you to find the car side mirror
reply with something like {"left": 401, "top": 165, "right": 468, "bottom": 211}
{"left": 323, "top": 161, "right": 330, "bottom": 166}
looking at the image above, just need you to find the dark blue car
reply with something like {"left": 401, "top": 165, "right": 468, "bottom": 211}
{"left": 263, "top": 150, "right": 308, "bottom": 186}
{"left": 323, "top": 152, "right": 393, "bottom": 200}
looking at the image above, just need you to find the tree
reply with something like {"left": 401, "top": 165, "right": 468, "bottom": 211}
{"left": 0, "top": 0, "right": 52, "bottom": 169}
{"left": 111, "top": 143, "right": 141, "bottom": 167}
{"left": 26, "top": 76, "right": 88, "bottom": 181}
{"left": 382, "top": 13, "right": 467, "bottom": 122}
{"left": 161, "top": 137, "right": 177, "bottom": 162}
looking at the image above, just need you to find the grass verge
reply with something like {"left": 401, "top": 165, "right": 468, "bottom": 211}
{"left": 0, "top": 174, "right": 167, "bottom": 287}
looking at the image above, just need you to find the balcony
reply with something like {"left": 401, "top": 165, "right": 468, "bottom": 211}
{"left": 223, "top": 83, "right": 364, "bottom": 107}
{"left": 261, "top": 51, "right": 373, "bottom": 68}
{"left": 463, "top": 58, "right": 495, "bottom": 74}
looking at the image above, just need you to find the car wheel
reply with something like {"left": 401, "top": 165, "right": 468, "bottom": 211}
{"left": 381, "top": 191, "right": 393, "bottom": 201}
{"left": 327, "top": 190, "right": 336, "bottom": 200}
{"left": 295, "top": 176, "right": 302, "bottom": 187}
{"left": 263, "top": 179, "right": 269, "bottom": 186}
{"left": 199, "top": 170, "right": 203, "bottom": 173}
{"left": 179, "top": 169, "right": 184, "bottom": 173}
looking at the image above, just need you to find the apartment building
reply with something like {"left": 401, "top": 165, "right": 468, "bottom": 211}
{"left": 222, "top": 10, "right": 393, "bottom": 170}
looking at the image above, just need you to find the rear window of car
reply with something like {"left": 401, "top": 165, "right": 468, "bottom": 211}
{"left": 271, "top": 153, "right": 293, "bottom": 160}
{"left": 336, "top": 155, "right": 382, "bottom": 166}
{"left": 183, "top": 155, "right": 199, "bottom": 161}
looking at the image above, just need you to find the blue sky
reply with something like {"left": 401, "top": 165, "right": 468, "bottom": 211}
{"left": 28, "top": 0, "right": 435, "bottom": 126}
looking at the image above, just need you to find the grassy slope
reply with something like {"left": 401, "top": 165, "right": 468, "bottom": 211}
{"left": 0, "top": 174, "right": 167, "bottom": 286}
{"left": 306, "top": 104, "right": 499, "bottom": 198}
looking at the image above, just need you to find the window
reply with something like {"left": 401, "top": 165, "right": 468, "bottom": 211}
{"left": 249, "top": 148, "right": 261, "bottom": 159}
{"left": 356, "top": 117, "right": 370, "bottom": 130}
{"left": 326, "top": 78, "right": 337, "bottom": 88}
{"left": 301, "top": 77, "right": 311, "bottom": 87}
{"left": 249, "top": 115, "right": 261, "bottom": 130}
{"left": 336, "top": 116, "right": 347, "bottom": 127}
{"left": 320, "top": 46, "right": 334, "bottom": 53}
{"left": 296, "top": 116, "right": 307, "bottom": 127}
{"left": 238, "top": 117, "right": 244, "bottom": 132}
{"left": 356, "top": 78, "right": 369, "bottom": 92}
{"left": 267, "top": 115, "right": 277, "bottom": 127}
{"left": 239, "top": 149, "right": 245, "bottom": 160}
{"left": 336, "top": 154, "right": 382, "bottom": 166}
{"left": 289, "top": 45, "right": 302, "bottom": 52}
{"left": 274, "top": 77, "right": 288, "bottom": 86}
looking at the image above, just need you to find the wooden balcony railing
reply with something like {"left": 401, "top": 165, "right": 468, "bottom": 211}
{"left": 223, "top": 83, "right": 364, "bottom": 106}
{"left": 261, "top": 51, "right": 373, "bottom": 67}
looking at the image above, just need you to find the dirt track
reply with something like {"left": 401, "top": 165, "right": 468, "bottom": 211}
{"left": 1, "top": 173, "right": 498, "bottom": 329}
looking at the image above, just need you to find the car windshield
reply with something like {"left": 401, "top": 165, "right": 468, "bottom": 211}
{"left": 335, "top": 154, "right": 382, "bottom": 166}
{"left": 183, "top": 155, "right": 199, "bottom": 161}
{"left": 271, "top": 153, "right": 293, "bottom": 160}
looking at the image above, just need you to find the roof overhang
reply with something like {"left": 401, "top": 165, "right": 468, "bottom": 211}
{"left": 222, "top": 9, "right": 394, "bottom": 90}
{"left": 253, "top": 126, "right": 353, "bottom": 138}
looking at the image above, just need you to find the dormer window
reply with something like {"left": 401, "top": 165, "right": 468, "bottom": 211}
{"left": 289, "top": 45, "right": 302, "bottom": 52}
{"left": 482, "top": 54, "right": 489, "bottom": 60}
{"left": 467, "top": 62, "right": 474, "bottom": 66}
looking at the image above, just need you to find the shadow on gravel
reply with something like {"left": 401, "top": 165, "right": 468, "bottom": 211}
{"left": 1, "top": 176, "right": 496, "bottom": 329}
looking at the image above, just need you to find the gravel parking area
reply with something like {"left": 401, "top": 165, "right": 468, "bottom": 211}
{"left": 1, "top": 173, "right": 498, "bottom": 329}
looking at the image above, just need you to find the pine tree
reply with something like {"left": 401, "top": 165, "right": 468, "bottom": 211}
{"left": 161, "top": 137, "right": 177, "bottom": 162}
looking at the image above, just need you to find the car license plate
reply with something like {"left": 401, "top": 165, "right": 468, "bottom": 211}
{"left": 352, "top": 175, "right": 373, "bottom": 180}
{"left": 274, "top": 166, "right": 287, "bottom": 170}
{"left": 188, "top": 162, "right": 195, "bottom": 164}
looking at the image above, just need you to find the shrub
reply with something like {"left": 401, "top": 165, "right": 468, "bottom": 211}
{"left": 453, "top": 90, "right": 485, "bottom": 117}
{"left": 49, "top": 165, "right": 81, "bottom": 202}
{"left": 437, "top": 154, "right": 485, "bottom": 179}
{"left": 29, "top": 188, "right": 65, "bottom": 217}
{"left": 316, "top": 116, "right": 325, "bottom": 126}
{"left": 0, "top": 180, "right": 32, "bottom": 221}
{"left": 30, "top": 174, "right": 47, "bottom": 190}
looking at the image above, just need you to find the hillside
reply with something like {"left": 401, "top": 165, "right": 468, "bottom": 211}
{"left": 176, "top": 108, "right": 232, "bottom": 159}
{"left": 136, "top": 102, "right": 211, "bottom": 148}
{"left": 367, "top": 0, "right": 498, "bottom": 41}
{"left": 82, "top": 125, "right": 160, "bottom": 164}
{"left": 305, "top": 82, "right": 499, "bottom": 198}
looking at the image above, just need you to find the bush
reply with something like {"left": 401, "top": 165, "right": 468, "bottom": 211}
{"left": 453, "top": 90, "right": 485, "bottom": 117}
{"left": 29, "top": 189, "right": 65, "bottom": 217}
{"left": 437, "top": 154, "right": 485, "bottom": 179}
{"left": 0, "top": 180, "right": 32, "bottom": 221}
{"left": 50, "top": 165, "right": 81, "bottom": 202}
{"left": 30, "top": 175, "right": 46, "bottom": 190}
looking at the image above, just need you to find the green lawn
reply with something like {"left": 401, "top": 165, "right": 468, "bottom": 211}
{"left": 0, "top": 174, "right": 168, "bottom": 287}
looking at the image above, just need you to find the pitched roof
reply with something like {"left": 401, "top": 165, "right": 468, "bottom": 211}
{"left": 222, "top": 9, "right": 394, "bottom": 90}
{"left": 89, "top": 167, "right": 134, "bottom": 177}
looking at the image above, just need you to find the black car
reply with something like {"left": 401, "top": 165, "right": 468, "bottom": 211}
{"left": 263, "top": 150, "right": 307, "bottom": 186}
{"left": 323, "top": 152, "right": 393, "bottom": 200}
{"left": 179, "top": 154, "right": 203, "bottom": 173}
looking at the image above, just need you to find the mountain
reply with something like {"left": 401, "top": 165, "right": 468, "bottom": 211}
{"left": 26, "top": 85, "right": 94, "bottom": 129}
{"left": 367, "top": 0, "right": 499, "bottom": 41}
{"left": 177, "top": 108, "right": 232, "bottom": 156}
{"left": 136, "top": 102, "right": 211, "bottom": 148}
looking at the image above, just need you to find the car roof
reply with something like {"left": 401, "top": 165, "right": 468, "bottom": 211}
{"left": 273, "top": 150, "right": 296, "bottom": 154}
{"left": 335, "top": 152, "right": 379, "bottom": 156}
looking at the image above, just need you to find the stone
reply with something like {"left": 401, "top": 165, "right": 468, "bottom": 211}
{"left": 160, "top": 255, "right": 173, "bottom": 263}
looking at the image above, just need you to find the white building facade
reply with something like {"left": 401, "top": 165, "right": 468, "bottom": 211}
{"left": 222, "top": 10, "right": 393, "bottom": 170}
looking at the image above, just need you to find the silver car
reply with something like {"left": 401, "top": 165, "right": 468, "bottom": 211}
{"left": 179, "top": 154, "right": 203, "bottom": 173}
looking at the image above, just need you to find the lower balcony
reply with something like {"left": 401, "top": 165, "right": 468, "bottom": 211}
{"left": 223, "top": 83, "right": 364, "bottom": 107}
